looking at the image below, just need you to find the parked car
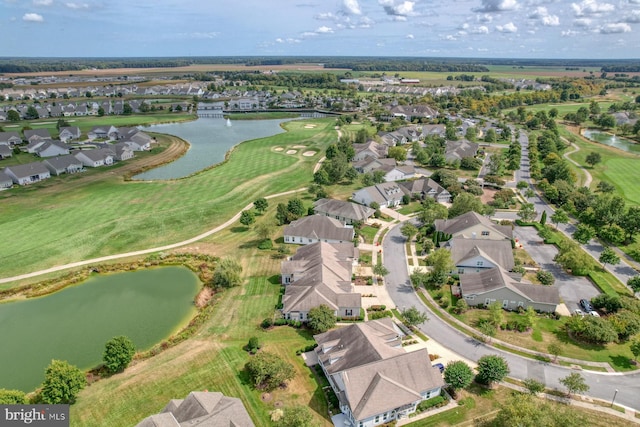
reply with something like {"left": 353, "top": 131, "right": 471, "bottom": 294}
{"left": 574, "top": 309, "right": 585, "bottom": 317}
{"left": 589, "top": 311, "right": 600, "bottom": 317}
{"left": 433, "top": 363, "right": 445, "bottom": 373}
{"left": 580, "top": 299, "right": 593, "bottom": 312}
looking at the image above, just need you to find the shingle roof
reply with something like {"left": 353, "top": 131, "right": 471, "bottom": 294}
{"left": 24, "top": 129, "right": 52, "bottom": 140}
{"left": 44, "top": 154, "right": 82, "bottom": 170}
{"left": 284, "top": 215, "right": 354, "bottom": 242}
{"left": 447, "top": 236, "right": 514, "bottom": 270}
{"left": 434, "top": 211, "right": 512, "bottom": 239}
{"left": 313, "top": 198, "right": 375, "bottom": 223}
{"left": 5, "top": 162, "right": 49, "bottom": 178}
{"left": 0, "top": 170, "right": 12, "bottom": 184}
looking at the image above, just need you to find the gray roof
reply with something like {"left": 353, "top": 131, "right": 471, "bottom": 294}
{"left": 0, "top": 131, "right": 21, "bottom": 142}
{"left": 445, "top": 139, "right": 478, "bottom": 161}
{"left": 446, "top": 236, "right": 514, "bottom": 270}
{"left": 5, "top": 162, "right": 49, "bottom": 179}
{"left": 434, "top": 211, "right": 513, "bottom": 240}
{"left": 460, "top": 266, "right": 559, "bottom": 305}
{"left": 354, "top": 182, "right": 404, "bottom": 205}
{"left": 44, "top": 154, "right": 83, "bottom": 170}
{"left": 59, "top": 126, "right": 81, "bottom": 136}
{"left": 284, "top": 215, "right": 354, "bottom": 242}
{"left": 399, "top": 178, "right": 447, "bottom": 198}
{"left": 0, "top": 145, "right": 12, "bottom": 156}
{"left": 0, "top": 170, "right": 12, "bottom": 184}
{"left": 313, "top": 198, "right": 375, "bottom": 222}
{"left": 75, "top": 148, "right": 113, "bottom": 162}
{"left": 135, "top": 392, "right": 255, "bottom": 427}
{"left": 23, "top": 128, "right": 52, "bottom": 140}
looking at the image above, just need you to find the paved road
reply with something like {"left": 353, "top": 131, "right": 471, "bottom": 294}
{"left": 382, "top": 222, "right": 640, "bottom": 411}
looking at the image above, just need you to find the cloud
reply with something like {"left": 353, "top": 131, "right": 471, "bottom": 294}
{"left": 528, "top": 6, "right": 560, "bottom": 25}
{"left": 599, "top": 22, "right": 631, "bottom": 33}
{"left": 573, "top": 17, "right": 592, "bottom": 26}
{"left": 474, "top": 0, "right": 518, "bottom": 12}
{"left": 301, "top": 31, "right": 318, "bottom": 37}
{"left": 406, "top": 33, "right": 414, "bottom": 39}
{"left": 343, "top": 0, "right": 362, "bottom": 15}
{"left": 621, "top": 10, "right": 640, "bottom": 23}
{"left": 472, "top": 25, "right": 490, "bottom": 34}
{"left": 444, "top": 34, "right": 457, "bottom": 40}
{"left": 276, "top": 37, "right": 300, "bottom": 44}
{"left": 22, "top": 12, "right": 44, "bottom": 22}
{"left": 561, "top": 29, "right": 579, "bottom": 36}
{"left": 496, "top": 21, "right": 518, "bottom": 32}
{"left": 315, "top": 12, "right": 336, "bottom": 20}
{"left": 65, "top": 2, "right": 89, "bottom": 9}
{"left": 477, "top": 13, "right": 493, "bottom": 23}
{"left": 571, "top": 0, "right": 614, "bottom": 17}
{"left": 379, "top": 0, "right": 415, "bottom": 18}
{"left": 316, "top": 25, "right": 334, "bottom": 33}
{"left": 359, "top": 16, "right": 375, "bottom": 27}
{"left": 33, "top": 0, "right": 52, "bottom": 5}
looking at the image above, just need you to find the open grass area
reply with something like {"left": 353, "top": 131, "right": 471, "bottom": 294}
{"left": 0, "top": 118, "right": 338, "bottom": 282}
{"left": 358, "top": 225, "right": 380, "bottom": 244}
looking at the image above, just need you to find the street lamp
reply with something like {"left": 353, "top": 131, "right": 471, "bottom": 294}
{"left": 611, "top": 389, "right": 619, "bottom": 407}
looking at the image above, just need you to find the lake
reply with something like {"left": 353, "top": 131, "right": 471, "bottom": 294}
{"left": 133, "top": 117, "right": 289, "bottom": 180}
{"left": 0, "top": 267, "right": 199, "bottom": 392}
{"left": 582, "top": 129, "right": 640, "bottom": 154}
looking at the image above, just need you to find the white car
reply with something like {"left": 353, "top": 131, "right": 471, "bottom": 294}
{"left": 589, "top": 311, "right": 600, "bottom": 317}
{"left": 574, "top": 309, "right": 585, "bottom": 316}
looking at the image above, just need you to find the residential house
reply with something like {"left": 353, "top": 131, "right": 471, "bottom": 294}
{"left": 434, "top": 211, "right": 513, "bottom": 241}
{"left": 35, "top": 141, "right": 71, "bottom": 158}
{"left": 353, "top": 157, "right": 396, "bottom": 174}
{"left": 353, "top": 140, "right": 388, "bottom": 162}
{"left": 378, "top": 131, "right": 407, "bottom": 147}
{"left": 420, "top": 124, "right": 446, "bottom": 138}
{"left": 43, "top": 155, "right": 84, "bottom": 176}
{"left": 88, "top": 125, "right": 119, "bottom": 140}
{"left": 443, "top": 236, "right": 514, "bottom": 274}
{"left": 460, "top": 266, "right": 559, "bottom": 313}
{"left": 23, "top": 129, "right": 52, "bottom": 144}
{"left": 399, "top": 178, "right": 451, "bottom": 204}
{"left": 314, "top": 319, "right": 445, "bottom": 427}
{"left": 124, "top": 132, "right": 152, "bottom": 151}
{"left": 445, "top": 139, "right": 479, "bottom": 163}
{"left": 313, "top": 198, "right": 375, "bottom": 225}
{"left": 58, "top": 126, "right": 82, "bottom": 142}
{"left": 74, "top": 149, "right": 114, "bottom": 168}
{"left": 284, "top": 215, "right": 355, "bottom": 245}
{"left": 111, "top": 142, "right": 135, "bottom": 161}
{"left": 135, "top": 391, "right": 255, "bottom": 427}
{"left": 281, "top": 242, "right": 361, "bottom": 321}
{"left": 0, "top": 131, "right": 22, "bottom": 146}
{"left": 0, "top": 145, "right": 13, "bottom": 159}
{"left": 4, "top": 162, "right": 51, "bottom": 185}
{"left": 377, "top": 163, "right": 415, "bottom": 182}
{"left": 0, "top": 170, "right": 13, "bottom": 188}
{"left": 382, "top": 104, "right": 439, "bottom": 121}
{"left": 352, "top": 182, "right": 404, "bottom": 208}
{"left": 24, "top": 139, "right": 48, "bottom": 154}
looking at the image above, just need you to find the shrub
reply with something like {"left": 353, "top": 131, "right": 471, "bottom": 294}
{"left": 40, "top": 360, "right": 87, "bottom": 404}
{"left": 103, "top": 336, "right": 136, "bottom": 374}
{"left": 368, "top": 305, "right": 387, "bottom": 311}
{"left": 536, "top": 270, "right": 555, "bottom": 286}
{"left": 0, "top": 389, "right": 28, "bottom": 404}
{"left": 257, "top": 239, "right": 273, "bottom": 250}
{"left": 453, "top": 299, "right": 469, "bottom": 314}
{"left": 416, "top": 395, "right": 447, "bottom": 412}
{"left": 368, "top": 310, "right": 393, "bottom": 320}
{"left": 247, "top": 337, "right": 262, "bottom": 353}
{"left": 261, "top": 318, "right": 274, "bottom": 329}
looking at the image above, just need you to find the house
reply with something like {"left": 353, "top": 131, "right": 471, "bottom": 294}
{"left": 0, "top": 145, "right": 13, "bottom": 159}
{"left": 445, "top": 140, "right": 479, "bottom": 163}
{"left": 460, "top": 266, "right": 559, "bottom": 313}
{"left": 111, "top": 142, "right": 135, "bottom": 161}
{"left": 281, "top": 242, "right": 361, "bottom": 321}
{"left": 284, "top": 215, "right": 355, "bottom": 245}
{"left": 4, "top": 162, "right": 51, "bottom": 185}
{"left": 125, "top": 132, "right": 152, "bottom": 151}
{"left": 353, "top": 157, "right": 396, "bottom": 174}
{"left": 353, "top": 140, "right": 388, "bottom": 162}
{"left": 35, "top": 141, "right": 71, "bottom": 158}
{"left": 399, "top": 178, "right": 451, "bottom": 204}
{"left": 314, "top": 319, "right": 445, "bottom": 427}
{"left": 377, "top": 164, "right": 415, "bottom": 182}
{"left": 443, "top": 236, "right": 514, "bottom": 274}
{"left": 58, "top": 126, "right": 82, "bottom": 142}
{"left": 434, "top": 211, "right": 513, "bottom": 241}
{"left": 352, "top": 182, "right": 404, "bottom": 208}
{"left": 383, "top": 104, "right": 439, "bottom": 121}
{"left": 0, "top": 131, "right": 22, "bottom": 146}
{"left": 24, "top": 139, "right": 48, "bottom": 154}
{"left": 43, "top": 155, "right": 84, "bottom": 176}
{"left": 0, "top": 170, "right": 13, "bottom": 188}
{"left": 135, "top": 391, "right": 255, "bottom": 427}
{"left": 23, "top": 129, "right": 52, "bottom": 144}
{"left": 313, "top": 198, "right": 375, "bottom": 225}
{"left": 88, "top": 125, "right": 119, "bottom": 140}
{"left": 74, "top": 149, "right": 114, "bottom": 167}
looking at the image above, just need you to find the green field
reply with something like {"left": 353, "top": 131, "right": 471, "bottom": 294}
{"left": 0, "top": 118, "right": 338, "bottom": 282}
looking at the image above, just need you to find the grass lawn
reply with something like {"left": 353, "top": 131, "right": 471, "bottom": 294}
{"left": 0, "top": 118, "right": 338, "bottom": 282}
{"left": 70, "top": 275, "right": 330, "bottom": 427}
{"left": 358, "top": 225, "right": 380, "bottom": 244}
{"left": 398, "top": 201, "right": 423, "bottom": 215}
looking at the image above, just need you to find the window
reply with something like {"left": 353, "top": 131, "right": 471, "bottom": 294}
{"left": 467, "top": 296, "right": 475, "bottom": 300}
{"left": 481, "top": 231, "right": 490, "bottom": 236}
{"left": 308, "top": 239, "right": 312, "bottom": 243}
{"left": 502, "top": 300, "right": 509, "bottom": 308}
{"left": 346, "top": 309, "right": 353, "bottom": 316}
{"left": 476, "top": 261, "right": 484, "bottom": 266}
{"left": 485, "top": 298, "right": 491, "bottom": 305}
{"left": 375, "top": 415, "right": 380, "bottom": 423}
{"left": 458, "top": 268, "right": 464, "bottom": 274}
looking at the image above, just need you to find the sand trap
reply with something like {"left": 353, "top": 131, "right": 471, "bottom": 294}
{"left": 303, "top": 124, "right": 317, "bottom": 129}
{"left": 286, "top": 150, "right": 297, "bottom": 155}
{"left": 273, "top": 147, "right": 284, "bottom": 151}
{"left": 303, "top": 151, "right": 316, "bottom": 157}
{"left": 293, "top": 145, "right": 306, "bottom": 148}
{"left": 4, "top": 125, "right": 18, "bottom": 128}
{"left": 34, "top": 121, "right": 55, "bottom": 125}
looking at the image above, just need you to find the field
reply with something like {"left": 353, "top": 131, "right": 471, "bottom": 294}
{"left": 0, "top": 118, "right": 338, "bottom": 282}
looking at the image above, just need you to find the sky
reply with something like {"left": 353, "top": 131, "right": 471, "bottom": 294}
{"left": 1, "top": 0, "right": 639, "bottom": 59}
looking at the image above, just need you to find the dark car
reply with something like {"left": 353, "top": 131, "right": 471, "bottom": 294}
{"left": 580, "top": 299, "right": 593, "bottom": 312}
{"left": 433, "top": 363, "right": 445, "bottom": 374}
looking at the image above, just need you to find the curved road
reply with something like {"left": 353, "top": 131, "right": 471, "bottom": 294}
{"left": 382, "top": 222, "right": 640, "bottom": 411}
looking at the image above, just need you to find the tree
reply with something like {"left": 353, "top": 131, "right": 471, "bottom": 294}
{"left": 274, "top": 405, "right": 316, "bottom": 427}
{"left": 597, "top": 180, "right": 615, "bottom": 193}
{"left": 40, "top": 360, "right": 87, "bottom": 404}
{"left": 426, "top": 249, "right": 455, "bottom": 287}
{"left": 56, "top": 118, "right": 70, "bottom": 131}
{"left": 599, "top": 247, "right": 620, "bottom": 270}
{"left": 388, "top": 146, "right": 407, "bottom": 161}
{"left": 449, "top": 193, "right": 484, "bottom": 218}
{"left": 621, "top": 206, "right": 640, "bottom": 241}
{"left": 628, "top": 276, "right": 640, "bottom": 293}
{"left": 239, "top": 210, "right": 255, "bottom": 227}
{"left": 122, "top": 103, "right": 133, "bottom": 115}
{"left": 523, "top": 378, "right": 545, "bottom": 395}
{"left": 211, "top": 258, "right": 243, "bottom": 288}
{"left": 103, "top": 336, "right": 136, "bottom": 374}
{"left": 400, "top": 222, "right": 418, "bottom": 240}
{"left": 597, "top": 114, "right": 616, "bottom": 129}
{"left": 572, "top": 223, "right": 596, "bottom": 244}
{"left": 373, "top": 263, "right": 389, "bottom": 278}
{"left": 307, "top": 304, "right": 337, "bottom": 333}
{"left": 491, "top": 394, "right": 585, "bottom": 427}
{"left": 97, "top": 106, "right": 105, "bottom": 117}
{"left": 539, "top": 210, "right": 547, "bottom": 226}
{"left": 536, "top": 270, "right": 555, "bottom": 286}
{"left": 246, "top": 336, "right": 262, "bottom": 353}
{"left": 585, "top": 152, "right": 602, "bottom": 167}
{"left": 475, "top": 355, "right": 509, "bottom": 387}
{"left": 559, "top": 372, "right": 589, "bottom": 396}
{"left": 245, "top": 352, "right": 295, "bottom": 391}
{"left": 517, "top": 203, "right": 537, "bottom": 222}
{"left": 550, "top": 209, "right": 569, "bottom": 229}
{"left": 516, "top": 180, "right": 529, "bottom": 190}
{"left": 287, "top": 198, "right": 305, "bottom": 217}
{"left": 547, "top": 341, "right": 561, "bottom": 362}
{"left": 478, "top": 321, "right": 496, "bottom": 343}
{"left": 488, "top": 302, "right": 504, "bottom": 327}
{"left": 630, "top": 338, "right": 640, "bottom": 362}
{"left": 254, "top": 197, "right": 268, "bottom": 213}
{"left": 26, "top": 105, "right": 39, "bottom": 120}
{"left": 401, "top": 306, "right": 428, "bottom": 326}
{"left": 444, "top": 361, "right": 474, "bottom": 391}
{"left": 0, "top": 389, "right": 28, "bottom": 404}
{"left": 7, "top": 110, "right": 20, "bottom": 122}
{"left": 254, "top": 221, "right": 275, "bottom": 241}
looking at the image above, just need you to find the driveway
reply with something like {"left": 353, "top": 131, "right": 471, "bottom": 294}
{"left": 513, "top": 225, "right": 600, "bottom": 312}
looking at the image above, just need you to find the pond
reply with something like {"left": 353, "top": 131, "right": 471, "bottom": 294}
{"left": 0, "top": 266, "right": 199, "bottom": 392}
{"left": 133, "top": 117, "right": 290, "bottom": 180}
{"left": 582, "top": 129, "right": 640, "bottom": 154}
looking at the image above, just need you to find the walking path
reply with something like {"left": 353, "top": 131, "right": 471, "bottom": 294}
{"left": 562, "top": 140, "right": 593, "bottom": 188}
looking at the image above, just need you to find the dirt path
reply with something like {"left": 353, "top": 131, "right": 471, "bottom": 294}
{"left": 562, "top": 139, "right": 593, "bottom": 188}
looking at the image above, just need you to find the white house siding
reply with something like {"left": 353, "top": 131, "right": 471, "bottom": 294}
{"left": 456, "top": 255, "right": 498, "bottom": 274}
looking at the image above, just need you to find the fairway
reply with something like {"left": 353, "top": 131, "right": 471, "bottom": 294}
{"left": 0, "top": 119, "right": 337, "bottom": 282}
{"left": 602, "top": 158, "right": 640, "bottom": 206}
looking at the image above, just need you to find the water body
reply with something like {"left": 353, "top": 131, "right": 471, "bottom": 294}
{"left": 582, "top": 129, "right": 640, "bottom": 154}
{"left": 0, "top": 267, "right": 199, "bottom": 392}
{"left": 133, "top": 117, "right": 289, "bottom": 180}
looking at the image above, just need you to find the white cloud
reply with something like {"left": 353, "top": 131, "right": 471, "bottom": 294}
{"left": 561, "top": 29, "right": 579, "bottom": 37}
{"left": 496, "top": 21, "right": 518, "bottom": 32}
{"left": 22, "top": 12, "right": 44, "bottom": 22}
{"left": 406, "top": 33, "right": 414, "bottom": 39}
{"left": 621, "top": 10, "right": 640, "bottom": 23}
{"left": 315, "top": 12, "right": 336, "bottom": 20}
{"left": 316, "top": 25, "right": 334, "bottom": 33}
{"left": 301, "top": 31, "right": 318, "bottom": 37}
{"left": 528, "top": 7, "right": 559, "bottom": 26}
{"left": 343, "top": 0, "right": 362, "bottom": 15}
{"left": 33, "top": 0, "right": 52, "bottom": 5}
{"left": 599, "top": 22, "right": 631, "bottom": 33}
{"left": 275, "top": 38, "right": 284, "bottom": 43}
{"left": 571, "top": 0, "right": 615, "bottom": 17}
{"left": 379, "top": 0, "right": 415, "bottom": 17}
{"left": 477, "top": 13, "right": 493, "bottom": 23}
{"left": 359, "top": 16, "right": 375, "bottom": 27}
{"left": 473, "top": 25, "right": 490, "bottom": 34}
{"left": 475, "top": 0, "right": 518, "bottom": 12}
{"left": 444, "top": 34, "right": 457, "bottom": 40}
{"left": 574, "top": 17, "right": 592, "bottom": 26}
{"left": 65, "top": 2, "right": 89, "bottom": 10}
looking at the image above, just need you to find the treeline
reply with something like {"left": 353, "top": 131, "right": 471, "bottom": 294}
{"left": 601, "top": 64, "right": 640, "bottom": 72}
{"left": 324, "top": 60, "right": 488, "bottom": 72}
{"left": 214, "top": 72, "right": 346, "bottom": 90}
